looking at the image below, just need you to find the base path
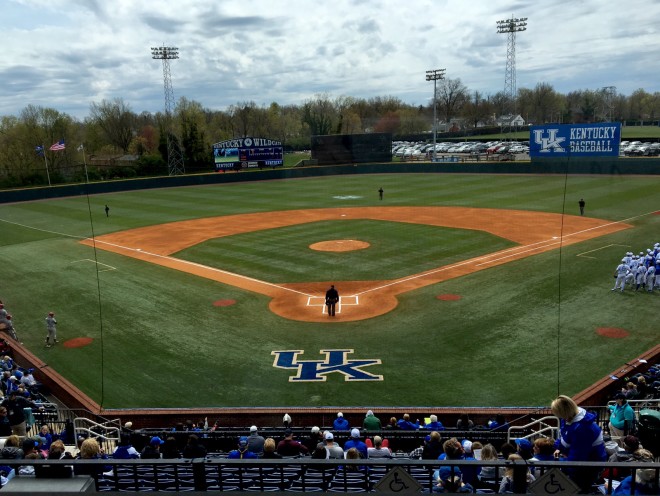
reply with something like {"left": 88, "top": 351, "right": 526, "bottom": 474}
{"left": 80, "top": 207, "right": 630, "bottom": 322}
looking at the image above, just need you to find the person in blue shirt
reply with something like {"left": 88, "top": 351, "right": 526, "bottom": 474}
{"left": 424, "top": 415, "right": 445, "bottom": 431}
{"left": 227, "top": 436, "right": 258, "bottom": 459}
{"left": 333, "top": 412, "right": 349, "bottom": 431}
{"left": 551, "top": 395, "right": 607, "bottom": 492}
{"left": 609, "top": 392, "right": 636, "bottom": 440}
{"left": 396, "top": 414, "right": 419, "bottom": 430}
{"left": 613, "top": 449, "right": 656, "bottom": 495}
{"left": 343, "top": 429, "right": 368, "bottom": 459}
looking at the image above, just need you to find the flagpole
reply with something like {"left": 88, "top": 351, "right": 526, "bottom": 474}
{"left": 80, "top": 144, "right": 89, "bottom": 183}
{"left": 42, "top": 144, "right": 51, "bottom": 186}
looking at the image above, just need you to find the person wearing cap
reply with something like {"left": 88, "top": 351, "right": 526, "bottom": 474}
{"left": 45, "top": 311, "right": 57, "bottom": 347}
{"left": 228, "top": 436, "right": 258, "bottom": 459}
{"left": 2, "top": 315, "right": 19, "bottom": 343}
{"left": 513, "top": 438, "right": 533, "bottom": 460}
{"left": 247, "top": 425, "right": 265, "bottom": 455}
{"left": 323, "top": 432, "right": 345, "bottom": 459}
{"left": 343, "top": 428, "right": 368, "bottom": 459}
{"left": 140, "top": 436, "right": 164, "bottom": 459}
{"left": 0, "top": 388, "right": 44, "bottom": 436}
{"left": 578, "top": 198, "right": 585, "bottom": 216}
{"left": 112, "top": 434, "right": 140, "bottom": 459}
{"left": 325, "top": 284, "right": 339, "bottom": 317}
{"left": 333, "top": 412, "right": 350, "bottom": 431}
{"left": 276, "top": 428, "right": 309, "bottom": 457}
{"left": 363, "top": 410, "right": 382, "bottom": 431}
{"left": 608, "top": 392, "right": 635, "bottom": 442}
{"left": 603, "top": 435, "right": 642, "bottom": 480}
{"left": 433, "top": 465, "right": 473, "bottom": 493}
{"left": 612, "top": 258, "right": 629, "bottom": 291}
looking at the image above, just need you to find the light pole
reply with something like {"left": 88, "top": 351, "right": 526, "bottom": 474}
{"left": 151, "top": 45, "right": 185, "bottom": 176}
{"left": 496, "top": 16, "right": 527, "bottom": 131}
{"left": 426, "top": 69, "right": 445, "bottom": 162}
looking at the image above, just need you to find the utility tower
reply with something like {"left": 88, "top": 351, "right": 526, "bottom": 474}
{"left": 151, "top": 45, "right": 185, "bottom": 176}
{"left": 496, "top": 16, "right": 527, "bottom": 130}
{"left": 426, "top": 69, "right": 446, "bottom": 162}
{"left": 602, "top": 86, "right": 616, "bottom": 122}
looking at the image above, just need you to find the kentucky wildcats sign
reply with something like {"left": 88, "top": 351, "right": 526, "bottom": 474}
{"left": 530, "top": 123, "right": 621, "bottom": 157}
{"left": 272, "top": 349, "right": 383, "bottom": 382}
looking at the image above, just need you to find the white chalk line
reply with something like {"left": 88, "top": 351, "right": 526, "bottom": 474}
{"left": 70, "top": 259, "right": 117, "bottom": 272}
{"left": 577, "top": 243, "right": 630, "bottom": 259}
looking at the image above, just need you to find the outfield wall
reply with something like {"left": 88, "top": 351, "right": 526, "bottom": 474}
{"left": 0, "top": 157, "right": 658, "bottom": 204}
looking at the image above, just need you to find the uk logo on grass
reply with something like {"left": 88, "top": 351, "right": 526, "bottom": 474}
{"left": 272, "top": 349, "right": 383, "bottom": 382}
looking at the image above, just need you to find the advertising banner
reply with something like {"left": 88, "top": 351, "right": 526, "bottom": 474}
{"left": 529, "top": 123, "right": 621, "bottom": 158}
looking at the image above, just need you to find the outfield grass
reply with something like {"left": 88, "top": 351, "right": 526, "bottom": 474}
{"left": 1, "top": 173, "right": 658, "bottom": 409}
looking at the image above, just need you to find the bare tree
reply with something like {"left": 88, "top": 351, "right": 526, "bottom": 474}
{"left": 437, "top": 78, "right": 468, "bottom": 124}
{"left": 89, "top": 98, "right": 136, "bottom": 152}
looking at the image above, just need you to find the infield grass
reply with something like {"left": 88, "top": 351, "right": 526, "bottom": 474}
{"left": 1, "top": 172, "right": 658, "bottom": 409}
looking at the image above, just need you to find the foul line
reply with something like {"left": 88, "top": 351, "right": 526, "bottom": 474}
{"left": 577, "top": 243, "right": 630, "bottom": 259}
{"left": 70, "top": 259, "right": 117, "bottom": 272}
{"left": 84, "top": 239, "right": 315, "bottom": 298}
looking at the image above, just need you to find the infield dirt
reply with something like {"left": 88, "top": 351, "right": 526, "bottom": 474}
{"left": 80, "top": 207, "right": 630, "bottom": 322}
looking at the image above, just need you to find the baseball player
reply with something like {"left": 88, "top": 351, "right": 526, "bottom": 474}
{"left": 645, "top": 265, "right": 656, "bottom": 293}
{"left": 635, "top": 263, "right": 647, "bottom": 291}
{"left": 612, "top": 259, "right": 628, "bottom": 292}
{"left": 45, "top": 312, "right": 57, "bottom": 347}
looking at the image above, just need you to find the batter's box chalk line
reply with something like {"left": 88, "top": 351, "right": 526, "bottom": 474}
{"left": 307, "top": 295, "right": 359, "bottom": 314}
{"left": 70, "top": 258, "right": 117, "bottom": 272}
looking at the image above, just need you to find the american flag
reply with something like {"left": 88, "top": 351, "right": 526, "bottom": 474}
{"left": 49, "top": 140, "right": 66, "bottom": 151}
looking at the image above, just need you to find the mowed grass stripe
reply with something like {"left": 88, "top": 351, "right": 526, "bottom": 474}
{"left": 175, "top": 220, "right": 516, "bottom": 283}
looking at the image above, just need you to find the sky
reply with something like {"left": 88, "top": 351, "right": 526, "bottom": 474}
{"left": 1, "top": 0, "right": 660, "bottom": 120}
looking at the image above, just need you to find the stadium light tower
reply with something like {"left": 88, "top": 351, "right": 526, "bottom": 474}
{"left": 151, "top": 45, "right": 185, "bottom": 176}
{"left": 496, "top": 16, "right": 527, "bottom": 130}
{"left": 426, "top": 68, "right": 445, "bottom": 162}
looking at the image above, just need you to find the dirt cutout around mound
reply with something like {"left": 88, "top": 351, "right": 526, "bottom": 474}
{"left": 63, "top": 337, "right": 94, "bottom": 348}
{"left": 80, "top": 207, "right": 630, "bottom": 323}
{"left": 596, "top": 327, "right": 630, "bottom": 339}
{"left": 310, "top": 240, "right": 370, "bottom": 252}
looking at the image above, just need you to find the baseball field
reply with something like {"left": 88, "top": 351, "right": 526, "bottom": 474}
{"left": 1, "top": 171, "right": 658, "bottom": 409}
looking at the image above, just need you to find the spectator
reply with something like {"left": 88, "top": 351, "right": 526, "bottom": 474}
{"left": 343, "top": 428, "right": 368, "bottom": 459}
{"left": 74, "top": 438, "right": 109, "bottom": 476}
{"left": 227, "top": 436, "right": 258, "bottom": 459}
{"left": 303, "top": 426, "right": 323, "bottom": 453}
{"left": 456, "top": 414, "right": 474, "bottom": 430}
{"left": 140, "top": 436, "right": 164, "bottom": 459}
{"left": 514, "top": 438, "right": 534, "bottom": 460}
{"left": 367, "top": 436, "right": 391, "bottom": 459}
{"left": 622, "top": 382, "right": 639, "bottom": 400}
{"left": 113, "top": 434, "right": 139, "bottom": 459}
{"left": 38, "top": 424, "right": 53, "bottom": 450}
{"left": 247, "top": 425, "right": 265, "bottom": 455}
{"left": 182, "top": 434, "right": 207, "bottom": 458}
{"left": 161, "top": 437, "right": 181, "bottom": 459}
{"left": 612, "top": 449, "right": 656, "bottom": 495}
{"left": 324, "top": 432, "right": 345, "bottom": 459}
{"left": 311, "top": 442, "right": 328, "bottom": 460}
{"left": 470, "top": 441, "right": 483, "bottom": 460}
{"left": 18, "top": 452, "right": 40, "bottom": 476}
{"left": 22, "top": 438, "right": 43, "bottom": 460}
{"left": 551, "top": 394, "right": 607, "bottom": 492}
{"left": 396, "top": 413, "right": 419, "bottom": 430}
{"left": 363, "top": 410, "right": 382, "bottom": 431}
{"left": 0, "top": 389, "right": 44, "bottom": 436}
{"left": 499, "top": 453, "right": 535, "bottom": 493}
{"left": 433, "top": 466, "right": 473, "bottom": 493}
{"left": 603, "top": 435, "right": 641, "bottom": 480}
{"left": 440, "top": 437, "right": 478, "bottom": 486}
{"left": 422, "top": 431, "right": 443, "bottom": 460}
{"left": 499, "top": 441, "right": 517, "bottom": 461}
{"left": 262, "top": 438, "right": 282, "bottom": 459}
{"left": 609, "top": 392, "right": 636, "bottom": 442}
{"left": 333, "top": 412, "right": 350, "bottom": 430}
{"left": 343, "top": 447, "right": 366, "bottom": 472}
{"left": 477, "top": 443, "right": 499, "bottom": 483}
{"left": 529, "top": 437, "right": 556, "bottom": 478}
{"left": 282, "top": 413, "right": 292, "bottom": 428}
{"left": 48, "top": 440, "right": 73, "bottom": 460}
{"left": 487, "top": 414, "right": 508, "bottom": 431}
{"left": 384, "top": 417, "right": 398, "bottom": 430}
{"left": 424, "top": 414, "right": 445, "bottom": 431}
{"left": 276, "top": 428, "right": 309, "bottom": 457}
{"left": 0, "top": 407, "right": 12, "bottom": 436}
{"left": 635, "top": 376, "right": 649, "bottom": 398}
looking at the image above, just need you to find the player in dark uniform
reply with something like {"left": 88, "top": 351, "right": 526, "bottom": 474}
{"left": 325, "top": 285, "right": 339, "bottom": 317}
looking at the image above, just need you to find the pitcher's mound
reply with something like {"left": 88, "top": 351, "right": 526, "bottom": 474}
{"left": 596, "top": 327, "right": 629, "bottom": 338}
{"left": 63, "top": 337, "right": 94, "bottom": 348}
{"left": 310, "top": 240, "right": 370, "bottom": 252}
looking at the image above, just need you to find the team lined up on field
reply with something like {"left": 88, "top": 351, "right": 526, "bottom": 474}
{"left": 612, "top": 245, "right": 660, "bottom": 292}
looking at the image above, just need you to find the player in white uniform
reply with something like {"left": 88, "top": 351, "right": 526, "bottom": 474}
{"left": 635, "top": 264, "right": 647, "bottom": 291}
{"left": 612, "top": 259, "right": 628, "bottom": 292}
{"left": 645, "top": 265, "right": 656, "bottom": 293}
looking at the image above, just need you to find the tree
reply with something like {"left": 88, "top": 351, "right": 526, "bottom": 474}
{"left": 302, "top": 94, "right": 337, "bottom": 136}
{"left": 461, "top": 91, "right": 493, "bottom": 128}
{"left": 89, "top": 98, "right": 136, "bottom": 152}
{"left": 437, "top": 78, "right": 468, "bottom": 124}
